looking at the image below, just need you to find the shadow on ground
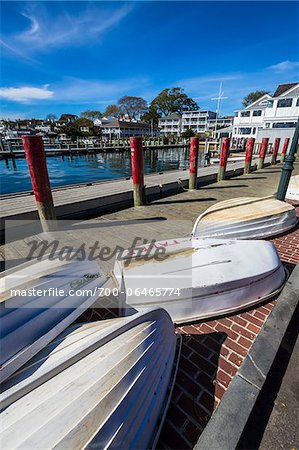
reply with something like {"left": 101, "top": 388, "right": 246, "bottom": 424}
{"left": 158, "top": 331, "right": 227, "bottom": 449}
{"left": 151, "top": 197, "right": 216, "bottom": 205}
{"left": 203, "top": 184, "right": 248, "bottom": 190}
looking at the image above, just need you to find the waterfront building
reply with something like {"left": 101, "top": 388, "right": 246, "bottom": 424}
{"left": 232, "top": 82, "right": 299, "bottom": 144}
{"left": 158, "top": 114, "right": 182, "bottom": 136}
{"left": 101, "top": 120, "right": 152, "bottom": 137}
{"left": 158, "top": 111, "right": 232, "bottom": 136}
{"left": 181, "top": 110, "right": 217, "bottom": 134}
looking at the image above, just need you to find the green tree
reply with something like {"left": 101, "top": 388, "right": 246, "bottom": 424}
{"left": 104, "top": 104, "right": 120, "bottom": 116}
{"left": 242, "top": 91, "right": 270, "bottom": 107}
{"left": 181, "top": 128, "right": 195, "bottom": 138}
{"left": 141, "top": 106, "right": 161, "bottom": 126}
{"left": 150, "top": 88, "right": 198, "bottom": 116}
{"left": 61, "top": 118, "right": 101, "bottom": 139}
{"left": 80, "top": 110, "right": 102, "bottom": 120}
{"left": 117, "top": 96, "right": 147, "bottom": 118}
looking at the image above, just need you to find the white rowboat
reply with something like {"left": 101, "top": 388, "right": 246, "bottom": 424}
{"left": 286, "top": 175, "right": 299, "bottom": 202}
{"left": 113, "top": 237, "right": 285, "bottom": 323}
{"left": 0, "top": 254, "right": 107, "bottom": 383}
{"left": 1, "top": 308, "right": 178, "bottom": 450}
{"left": 192, "top": 197, "right": 297, "bottom": 239}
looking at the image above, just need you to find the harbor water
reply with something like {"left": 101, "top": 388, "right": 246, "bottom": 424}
{"left": 0, "top": 148, "right": 205, "bottom": 195}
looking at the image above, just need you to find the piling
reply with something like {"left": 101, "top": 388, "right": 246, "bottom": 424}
{"left": 130, "top": 136, "right": 145, "bottom": 206}
{"left": 257, "top": 138, "right": 269, "bottom": 170}
{"left": 189, "top": 137, "right": 200, "bottom": 190}
{"left": 244, "top": 138, "right": 255, "bottom": 174}
{"left": 271, "top": 138, "right": 280, "bottom": 165}
{"left": 22, "top": 135, "right": 57, "bottom": 231}
{"left": 280, "top": 138, "right": 290, "bottom": 163}
{"left": 217, "top": 137, "right": 230, "bottom": 181}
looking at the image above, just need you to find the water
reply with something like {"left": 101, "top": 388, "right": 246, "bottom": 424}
{"left": 0, "top": 148, "right": 202, "bottom": 195}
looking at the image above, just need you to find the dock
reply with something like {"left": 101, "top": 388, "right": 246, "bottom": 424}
{"left": 1, "top": 158, "right": 298, "bottom": 449}
{"left": 1, "top": 155, "right": 263, "bottom": 226}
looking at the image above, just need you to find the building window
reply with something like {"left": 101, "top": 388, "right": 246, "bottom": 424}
{"left": 267, "top": 100, "right": 274, "bottom": 108}
{"left": 273, "top": 122, "right": 297, "bottom": 129}
{"left": 240, "top": 111, "right": 250, "bottom": 117}
{"left": 296, "top": 98, "right": 299, "bottom": 106}
{"left": 239, "top": 127, "right": 252, "bottom": 135}
{"left": 277, "top": 98, "right": 293, "bottom": 108}
{"left": 265, "top": 123, "right": 270, "bottom": 128}
{"left": 252, "top": 110, "right": 262, "bottom": 116}
{"left": 253, "top": 128, "right": 256, "bottom": 134}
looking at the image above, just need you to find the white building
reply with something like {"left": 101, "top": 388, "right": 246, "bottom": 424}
{"left": 101, "top": 120, "right": 151, "bottom": 138}
{"left": 158, "top": 111, "right": 232, "bottom": 136}
{"left": 181, "top": 110, "right": 217, "bottom": 134}
{"left": 232, "top": 83, "right": 299, "bottom": 144}
{"left": 158, "top": 114, "right": 182, "bottom": 136}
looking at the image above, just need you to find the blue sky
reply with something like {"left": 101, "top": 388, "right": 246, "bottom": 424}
{"left": 1, "top": 1, "right": 299, "bottom": 119}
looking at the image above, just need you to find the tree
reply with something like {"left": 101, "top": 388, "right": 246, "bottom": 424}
{"left": 103, "top": 104, "right": 120, "bottom": 117}
{"left": 150, "top": 88, "right": 198, "bottom": 116}
{"left": 181, "top": 128, "right": 195, "bottom": 138}
{"left": 46, "top": 113, "right": 57, "bottom": 122}
{"left": 80, "top": 110, "right": 102, "bottom": 120}
{"left": 117, "top": 96, "right": 147, "bottom": 118}
{"left": 61, "top": 118, "right": 101, "bottom": 139}
{"left": 141, "top": 106, "right": 161, "bottom": 126}
{"left": 242, "top": 91, "right": 270, "bottom": 107}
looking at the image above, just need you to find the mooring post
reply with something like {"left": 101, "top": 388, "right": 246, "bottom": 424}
{"left": 217, "top": 137, "right": 230, "bottom": 182}
{"left": 280, "top": 138, "right": 290, "bottom": 163}
{"left": 257, "top": 138, "right": 269, "bottom": 170}
{"left": 130, "top": 136, "right": 145, "bottom": 206}
{"left": 22, "top": 135, "right": 57, "bottom": 231}
{"left": 189, "top": 137, "right": 200, "bottom": 190}
{"left": 271, "top": 138, "right": 281, "bottom": 165}
{"left": 277, "top": 120, "right": 299, "bottom": 201}
{"left": 244, "top": 137, "right": 255, "bottom": 174}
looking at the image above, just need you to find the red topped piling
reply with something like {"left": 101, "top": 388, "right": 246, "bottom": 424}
{"left": 22, "top": 135, "right": 57, "bottom": 231}
{"left": 280, "top": 137, "right": 290, "bottom": 163}
{"left": 189, "top": 137, "right": 200, "bottom": 189}
{"left": 257, "top": 138, "right": 269, "bottom": 169}
{"left": 271, "top": 138, "right": 280, "bottom": 165}
{"left": 244, "top": 137, "right": 255, "bottom": 174}
{"left": 130, "top": 136, "right": 145, "bottom": 206}
{"left": 217, "top": 137, "right": 230, "bottom": 181}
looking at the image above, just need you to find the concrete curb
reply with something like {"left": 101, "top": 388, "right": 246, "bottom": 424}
{"left": 194, "top": 263, "right": 299, "bottom": 450}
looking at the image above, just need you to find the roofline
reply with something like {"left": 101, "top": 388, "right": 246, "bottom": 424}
{"left": 275, "top": 82, "right": 299, "bottom": 98}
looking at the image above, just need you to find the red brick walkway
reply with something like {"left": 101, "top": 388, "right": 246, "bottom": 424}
{"left": 158, "top": 203, "right": 299, "bottom": 449}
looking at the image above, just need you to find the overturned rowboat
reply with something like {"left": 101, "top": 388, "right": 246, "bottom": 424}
{"left": 286, "top": 174, "right": 299, "bottom": 202}
{"left": 113, "top": 237, "right": 285, "bottom": 323}
{"left": 192, "top": 196, "right": 297, "bottom": 239}
{"left": 0, "top": 254, "right": 107, "bottom": 383}
{"left": 1, "top": 308, "right": 179, "bottom": 450}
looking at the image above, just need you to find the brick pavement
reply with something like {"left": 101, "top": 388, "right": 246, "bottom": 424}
{"left": 158, "top": 202, "right": 299, "bottom": 449}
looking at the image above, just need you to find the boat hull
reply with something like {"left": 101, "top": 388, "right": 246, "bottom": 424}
{"left": 113, "top": 237, "right": 286, "bottom": 323}
{"left": 286, "top": 175, "right": 299, "bottom": 202}
{"left": 1, "top": 309, "right": 178, "bottom": 450}
{"left": 192, "top": 197, "right": 297, "bottom": 239}
{"left": 0, "top": 254, "right": 107, "bottom": 383}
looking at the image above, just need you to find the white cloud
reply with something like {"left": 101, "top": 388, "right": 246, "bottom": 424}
{"left": 0, "top": 85, "right": 54, "bottom": 103}
{"left": 1, "top": 3, "right": 133, "bottom": 56}
{"left": 268, "top": 60, "right": 299, "bottom": 73}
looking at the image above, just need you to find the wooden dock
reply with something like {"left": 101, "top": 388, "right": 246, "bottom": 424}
{"left": 0, "top": 156, "right": 264, "bottom": 227}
